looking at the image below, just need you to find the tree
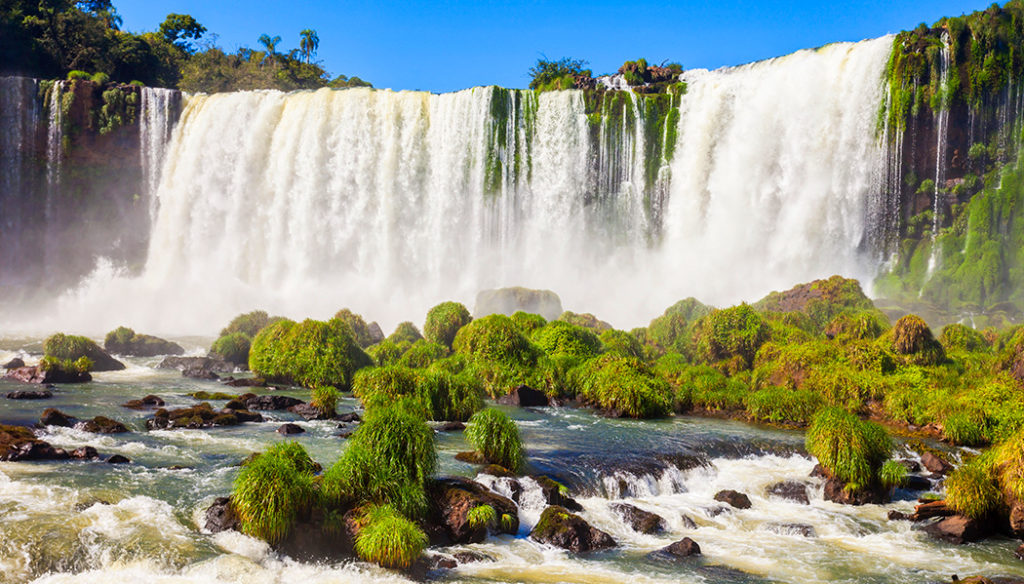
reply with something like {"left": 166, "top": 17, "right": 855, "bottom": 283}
{"left": 258, "top": 33, "right": 282, "bottom": 56}
{"left": 299, "top": 29, "right": 319, "bottom": 64}
{"left": 159, "top": 13, "right": 206, "bottom": 52}
{"left": 527, "top": 56, "right": 590, "bottom": 90}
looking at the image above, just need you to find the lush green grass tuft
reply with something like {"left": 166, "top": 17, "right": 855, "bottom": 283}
{"left": 746, "top": 387, "right": 822, "bottom": 425}
{"left": 879, "top": 459, "right": 908, "bottom": 489}
{"left": 532, "top": 320, "right": 603, "bottom": 358}
{"left": 465, "top": 408, "right": 525, "bottom": 472}
{"left": 388, "top": 321, "right": 423, "bottom": 345}
{"left": 572, "top": 355, "right": 673, "bottom": 418}
{"left": 221, "top": 310, "right": 279, "bottom": 338}
{"left": 353, "top": 504, "right": 428, "bottom": 570}
{"left": 366, "top": 340, "right": 404, "bottom": 367}
{"left": 599, "top": 329, "right": 644, "bottom": 359}
{"left": 310, "top": 386, "right": 339, "bottom": 418}
{"left": 692, "top": 304, "right": 770, "bottom": 368}
{"left": 946, "top": 459, "right": 1001, "bottom": 519}
{"left": 511, "top": 311, "right": 547, "bottom": 336}
{"left": 805, "top": 407, "right": 892, "bottom": 491}
{"left": 333, "top": 308, "right": 376, "bottom": 348}
{"left": 397, "top": 339, "right": 449, "bottom": 369}
{"left": 424, "top": 302, "right": 472, "bottom": 348}
{"left": 249, "top": 318, "right": 371, "bottom": 389}
{"left": 211, "top": 332, "right": 251, "bottom": 364}
{"left": 232, "top": 441, "right": 316, "bottom": 544}
{"left": 466, "top": 504, "right": 497, "bottom": 530}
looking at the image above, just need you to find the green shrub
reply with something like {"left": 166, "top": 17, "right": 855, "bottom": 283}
{"left": 321, "top": 401, "right": 436, "bottom": 518}
{"left": 992, "top": 429, "right": 1024, "bottom": 501}
{"left": 527, "top": 354, "right": 581, "bottom": 398}
{"left": 887, "top": 314, "right": 946, "bottom": 365}
{"left": 211, "top": 332, "right": 251, "bottom": 364}
{"left": 221, "top": 310, "right": 277, "bottom": 338}
{"left": 333, "top": 309, "right": 376, "bottom": 348}
{"left": 572, "top": 355, "right": 673, "bottom": 418}
{"left": 943, "top": 408, "right": 991, "bottom": 446}
{"left": 879, "top": 459, "right": 908, "bottom": 489}
{"left": 366, "top": 340, "right": 404, "bottom": 367}
{"left": 248, "top": 318, "right": 371, "bottom": 389}
{"left": 44, "top": 333, "right": 121, "bottom": 370}
{"left": 805, "top": 407, "right": 892, "bottom": 491}
{"left": 397, "top": 339, "right": 449, "bottom": 369}
{"left": 453, "top": 314, "right": 539, "bottom": 366}
{"left": 692, "top": 304, "right": 770, "bottom": 368}
{"left": 675, "top": 364, "right": 747, "bottom": 412}
{"left": 353, "top": 504, "right": 428, "bottom": 570}
{"left": 802, "top": 366, "right": 877, "bottom": 413}
{"left": 416, "top": 369, "right": 484, "bottom": 422}
{"left": 940, "top": 323, "right": 990, "bottom": 353}
{"left": 466, "top": 504, "right": 497, "bottom": 530}
{"left": 557, "top": 311, "right": 611, "bottom": 332}
{"left": 353, "top": 365, "right": 419, "bottom": 405}
{"left": 90, "top": 72, "right": 110, "bottom": 84}
{"left": 466, "top": 408, "right": 525, "bottom": 472}
{"left": 424, "top": 302, "right": 472, "bottom": 348}
{"left": 599, "top": 329, "right": 644, "bottom": 358}
{"left": 311, "top": 386, "right": 339, "bottom": 418}
{"left": 388, "top": 321, "right": 423, "bottom": 345}
{"left": 67, "top": 70, "right": 91, "bottom": 80}
{"left": 104, "top": 326, "right": 134, "bottom": 351}
{"left": 946, "top": 460, "right": 1001, "bottom": 519}
{"left": 39, "top": 355, "right": 93, "bottom": 374}
{"left": 533, "top": 320, "right": 602, "bottom": 358}
{"left": 232, "top": 442, "right": 315, "bottom": 544}
{"left": 746, "top": 387, "right": 822, "bottom": 425}
{"left": 825, "top": 311, "right": 889, "bottom": 342}
{"left": 511, "top": 311, "right": 547, "bottom": 336}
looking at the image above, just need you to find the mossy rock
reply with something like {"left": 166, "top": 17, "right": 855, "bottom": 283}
{"left": 474, "top": 287, "right": 563, "bottom": 321}
{"left": 424, "top": 302, "right": 472, "bottom": 348}
{"left": 249, "top": 318, "right": 372, "bottom": 389}
{"left": 529, "top": 505, "right": 615, "bottom": 552}
{"left": 557, "top": 311, "right": 611, "bottom": 333}
{"left": 886, "top": 314, "right": 946, "bottom": 366}
{"left": 104, "top": 326, "right": 184, "bottom": 357}
{"left": 692, "top": 304, "right": 769, "bottom": 369}
{"left": 45, "top": 333, "right": 125, "bottom": 371}
{"left": 755, "top": 276, "right": 875, "bottom": 331}
{"left": 333, "top": 309, "right": 376, "bottom": 348}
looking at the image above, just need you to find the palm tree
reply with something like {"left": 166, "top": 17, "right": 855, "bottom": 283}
{"left": 258, "top": 34, "right": 282, "bottom": 57}
{"left": 299, "top": 29, "right": 319, "bottom": 64}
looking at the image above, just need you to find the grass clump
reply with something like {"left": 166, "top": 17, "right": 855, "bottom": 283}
{"left": 416, "top": 369, "right": 484, "bottom": 422}
{"left": 424, "top": 302, "right": 472, "bottom": 348}
{"left": 388, "top": 321, "right": 423, "bottom": 345}
{"left": 572, "top": 355, "right": 673, "bottom": 418}
{"left": 232, "top": 441, "right": 315, "bottom": 544}
{"left": 211, "top": 332, "right": 251, "bottom": 365}
{"left": 879, "top": 459, "right": 908, "bottom": 489}
{"left": 746, "top": 387, "right": 822, "bottom": 425}
{"left": 533, "top": 320, "right": 602, "bottom": 358}
{"left": 248, "top": 318, "right": 371, "bottom": 389}
{"left": 221, "top": 310, "right": 279, "bottom": 338}
{"left": 824, "top": 311, "right": 889, "bottom": 343}
{"left": 692, "top": 304, "right": 770, "bottom": 369}
{"left": 511, "top": 311, "right": 547, "bottom": 336}
{"left": 353, "top": 504, "right": 428, "bottom": 570}
{"left": 454, "top": 314, "right": 539, "bottom": 367}
{"left": 366, "top": 340, "right": 404, "bottom": 367}
{"left": 333, "top": 308, "right": 376, "bottom": 348}
{"left": 397, "top": 339, "right": 449, "bottom": 369}
{"left": 45, "top": 332, "right": 122, "bottom": 371}
{"left": 805, "top": 407, "right": 892, "bottom": 492}
{"left": 940, "top": 323, "right": 990, "bottom": 353}
{"left": 599, "top": 329, "right": 644, "bottom": 359}
{"left": 465, "top": 408, "right": 525, "bottom": 472}
{"left": 310, "top": 386, "right": 339, "bottom": 418}
{"left": 677, "top": 364, "right": 748, "bottom": 413}
{"left": 942, "top": 407, "right": 991, "bottom": 446}
{"left": 887, "top": 314, "right": 946, "bottom": 366}
{"left": 946, "top": 459, "right": 1001, "bottom": 519}
{"left": 466, "top": 504, "right": 497, "bottom": 530}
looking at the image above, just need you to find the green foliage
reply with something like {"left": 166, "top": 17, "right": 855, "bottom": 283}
{"left": 887, "top": 314, "right": 946, "bottom": 365}
{"left": 397, "top": 340, "right": 449, "bottom": 369}
{"left": 599, "top": 329, "right": 644, "bottom": 359}
{"left": 366, "top": 340, "right": 404, "bottom": 367}
{"left": 466, "top": 504, "right": 498, "bottom": 530}
{"left": 310, "top": 386, "right": 339, "bottom": 418}
{"left": 453, "top": 314, "right": 540, "bottom": 369}
{"left": 939, "top": 323, "right": 990, "bottom": 353}
{"left": 67, "top": 70, "right": 91, "bottom": 80}
{"left": 879, "top": 459, "right": 908, "bottom": 489}
{"left": 39, "top": 355, "right": 93, "bottom": 374}
{"left": 528, "top": 57, "right": 591, "bottom": 91}
{"left": 693, "top": 304, "right": 770, "bottom": 368}
{"left": 388, "top": 321, "right": 423, "bottom": 345}
{"left": 44, "top": 333, "right": 107, "bottom": 364}
{"left": 946, "top": 459, "right": 1001, "bottom": 519}
{"left": 221, "top": 310, "right": 277, "bottom": 338}
{"left": 248, "top": 318, "right": 371, "bottom": 389}
{"left": 424, "top": 302, "right": 472, "bottom": 348}
{"left": 415, "top": 369, "right": 484, "bottom": 422}
{"left": 465, "top": 408, "right": 525, "bottom": 472}
{"left": 211, "top": 332, "right": 251, "bottom": 364}
{"left": 333, "top": 309, "right": 375, "bottom": 348}
{"left": 805, "top": 407, "right": 892, "bottom": 492}
{"left": 353, "top": 505, "right": 428, "bottom": 570}
{"left": 943, "top": 407, "right": 991, "bottom": 446}
{"left": 825, "top": 311, "right": 889, "bottom": 343}
{"left": 572, "top": 355, "right": 673, "bottom": 418}
{"left": 992, "top": 429, "right": 1024, "bottom": 502}
{"left": 746, "top": 387, "right": 823, "bottom": 425}
{"left": 232, "top": 441, "right": 315, "bottom": 544}
{"left": 353, "top": 365, "right": 420, "bottom": 407}
{"left": 533, "top": 320, "right": 602, "bottom": 359}
{"left": 158, "top": 13, "right": 206, "bottom": 51}
{"left": 511, "top": 311, "right": 547, "bottom": 336}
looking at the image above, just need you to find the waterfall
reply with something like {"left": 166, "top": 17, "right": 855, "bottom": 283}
{"left": 43, "top": 80, "right": 65, "bottom": 275}
{"left": 139, "top": 87, "right": 178, "bottom": 222}
{"left": 31, "top": 37, "right": 894, "bottom": 335}
{"left": 0, "top": 77, "right": 40, "bottom": 288}
{"left": 926, "top": 33, "right": 952, "bottom": 276}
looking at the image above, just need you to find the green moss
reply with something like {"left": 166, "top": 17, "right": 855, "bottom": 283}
{"left": 366, "top": 340, "right": 404, "bottom": 367}
{"left": 248, "top": 318, "right": 371, "bottom": 389}
{"left": 353, "top": 504, "right": 428, "bottom": 570}
{"left": 424, "top": 301, "right": 472, "bottom": 348}
{"left": 805, "top": 407, "right": 892, "bottom": 492}
{"left": 232, "top": 441, "right": 315, "bottom": 544}
{"left": 940, "top": 323, "right": 992, "bottom": 353}
{"left": 599, "top": 329, "right": 644, "bottom": 359}
{"left": 188, "top": 391, "right": 238, "bottom": 400}
{"left": 511, "top": 311, "right": 547, "bottom": 336}
{"left": 886, "top": 314, "right": 946, "bottom": 366}
{"left": 221, "top": 310, "right": 279, "bottom": 338}
{"left": 465, "top": 408, "right": 525, "bottom": 472}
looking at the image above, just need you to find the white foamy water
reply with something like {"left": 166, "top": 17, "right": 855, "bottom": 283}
{"left": 11, "top": 37, "right": 894, "bottom": 336}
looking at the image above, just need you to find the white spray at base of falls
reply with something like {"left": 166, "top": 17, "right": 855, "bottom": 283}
{"left": 34, "top": 37, "right": 892, "bottom": 336}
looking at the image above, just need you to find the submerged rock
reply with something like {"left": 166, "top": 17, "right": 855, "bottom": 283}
{"left": 765, "top": 522, "right": 816, "bottom": 537}
{"left": 660, "top": 537, "right": 702, "bottom": 558}
{"left": 158, "top": 356, "right": 234, "bottom": 379}
{"left": 496, "top": 385, "right": 549, "bottom": 407}
{"left": 40, "top": 408, "right": 75, "bottom": 427}
{"left": 223, "top": 377, "right": 266, "bottom": 387}
{"left": 436, "top": 421, "right": 465, "bottom": 432}
{"left": 71, "top": 446, "right": 99, "bottom": 460}
{"left": 6, "top": 388, "right": 54, "bottom": 399}
{"left": 204, "top": 496, "right": 240, "bottom": 533}
{"left": 429, "top": 477, "right": 519, "bottom": 544}
{"left": 336, "top": 412, "right": 361, "bottom": 423}
{"left": 246, "top": 395, "right": 304, "bottom": 411}
{"left": 146, "top": 403, "right": 263, "bottom": 429}
{"left": 532, "top": 475, "right": 583, "bottom": 511}
{"left": 529, "top": 505, "right": 615, "bottom": 552}
{"left": 714, "top": 490, "right": 752, "bottom": 509}
{"left": 276, "top": 423, "right": 305, "bottom": 435}
{"left": 766, "top": 480, "right": 810, "bottom": 505}
{"left": 74, "top": 416, "right": 129, "bottom": 434}
{"left": 822, "top": 477, "right": 888, "bottom": 505}
{"left": 107, "top": 454, "right": 131, "bottom": 464}
{"left": 611, "top": 502, "right": 666, "bottom": 534}
{"left": 121, "top": 395, "right": 165, "bottom": 409}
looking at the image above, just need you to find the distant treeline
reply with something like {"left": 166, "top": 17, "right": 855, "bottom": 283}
{"left": 0, "top": 0, "right": 371, "bottom": 91}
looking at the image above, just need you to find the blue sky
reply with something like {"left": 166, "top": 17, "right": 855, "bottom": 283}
{"left": 114, "top": 0, "right": 991, "bottom": 93}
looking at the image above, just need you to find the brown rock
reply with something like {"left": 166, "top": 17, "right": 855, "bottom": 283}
{"left": 276, "top": 423, "right": 305, "bottom": 435}
{"left": 529, "top": 505, "right": 615, "bottom": 552}
{"left": 924, "top": 514, "right": 993, "bottom": 544}
{"left": 71, "top": 446, "right": 99, "bottom": 459}
{"left": 714, "top": 490, "right": 752, "bottom": 509}
{"left": 204, "top": 496, "right": 240, "bottom": 533}
{"left": 5, "top": 365, "right": 90, "bottom": 384}
{"left": 663, "top": 537, "right": 701, "bottom": 557}
{"left": 611, "top": 502, "right": 666, "bottom": 534}
{"left": 921, "top": 452, "right": 954, "bottom": 475}
{"left": 40, "top": 408, "right": 75, "bottom": 427}
{"left": 74, "top": 416, "right": 129, "bottom": 434}
{"left": 107, "top": 454, "right": 131, "bottom": 464}
{"left": 766, "top": 481, "right": 809, "bottom": 505}
{"left": 6, "top": 389, "right": 54, "bottom": 399}
{"left": 121, "top": 395, "right": 165, "bottom": 409}
{"left": 822, "top": 477, "right": 888, "bottom": 505}
{"left": 429, "top": 477, "right": 519, "bottom": 544}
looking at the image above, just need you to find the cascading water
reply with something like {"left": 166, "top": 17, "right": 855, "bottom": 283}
{"left": 139, "top": 87, "right": 179, "bottom": 221}
{"left": 925, "top": 33, "right": 952, "bottom": 276}
{"left": 32, "top": 37, "right": 893, "bottom": 335}
{"left": 0, "top": 77, "right": 40, "bottom": 288}
{"left": 44, "top": 80, "right": 65, "bottom": 275}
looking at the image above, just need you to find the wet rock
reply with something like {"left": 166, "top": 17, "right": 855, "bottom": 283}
{"left": 367, "top": 321, "right": 385, "bottom": 345}
{"left": 663, "top": 537, "right": 701, "bottom": 557}
{"left": 714, "top": 490, "right": 752, "bottom": 509}
{"left": 611, "top": 502, "right": 666, "bottom": 534}
{"left": 276, "top": 423, "right": 305, "bottom": 435}
{"left": 529, "top": 505, "right": 615, "bottom": 552}
{"left": 924, "top": 514, "right": 993, "bottom": 544}
{"left": 246, "top": 395, "right": 304, "bottom": 411}
{"left": 71, "top": 446, "right": 99, "bottom": 460}
{"left": 532, "top": 475, "right": 583, "bottom": 512}
{"left": 40, "top": 408, "right": 75, "bottom": 427}
{"left": 336, "top": 412, "right": 361, "bottom": 423}
{"left": 204, "top": 496, "right": 240, "bottom": 533}
{"left": 810, "top": 464, "right": 827, "bottom": 478}
{"left": 921, "top": 452, "right": 954, "bottom": 475}
{"left": 904, "top": 474, "right": 932, "bottom": 491}
{"left": 158, "top": 356, "right": 234, "bottom": 379}
{"left": 6, "top": 389, "right": 54, "bottom": 399}
{"left": 765, "top": 522, "right": 816, "bottom": 537}
{"left": 5, "top": 365, "right": 90, "bottom": 384}
{"left": 822, "top": 477, "right": 888, "bottom": 505}
{"left": 455, "top": 450, "right": 489, "bottom": 465}
{"left": 704, "top": 505, "right": 731, "bottom": 517}
{"left": 107, "top": 454, "right": 131, "bottom": 464}
{"left": 899, "top": 459, "right": 922, "bottom": 473}
{"left": 452, "top": 550, "right": 494, "bottom": 564}
{"left": 1016, "top": 542, "right": 1024, "bottom": 560}
{"left": 680, "top": 514, "right": 697, "bottom": 529}
{"left": 913, "top": 500, "right": 955, "bottom": 521}
{"left": 74, "top": 416, "right": 129, "bottom": 434}
{"left": 288, "top": 403, "right": 327, "bottom": 420}
{"left": 1, "top": 427, "right": 69, "bottom": 461}
{"left": 429, "top": 477, "right": 519, "bottom": 544}
{"left": 888, "top": 510, "right": 913, "bottom": 521}
{"left": 496, "top": 385, "right": 549, "bottom": 407}
{"left": 121, "top": 395, "right": 165, "bottom": 409}
{"left": 481, "top": 464, "right": 516, "bottom": 478}
{"left": 105, "top": 330, "right": 184, "bottom": 357}
{"left": 1007, "top": 498, "right": 1024, "bottom": 538}
{"left": 426, "top": 554, "right": 457, "bottom": 571}
{"left": 766, "top": 480, "right": 810, "bottom": 505}
{"left": 223, "top": 377, "right": 266, "bottom": 387}
{"left": 436, "top": 421, "right": 465, "bottom": 432}
{"left": 3, "top": 357, "right": 25, "bottom": 369}
{"left": 146, "top": 403, "right": 263, "bottom": 429}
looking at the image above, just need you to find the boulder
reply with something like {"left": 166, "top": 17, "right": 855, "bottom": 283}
{"left": 429, "top": 477, "right": 519, "bottom": 544}
{"left": 766, "top": 481, "right": 810, "bottom": 505}
{"left": 4, "top": 441, "right": 69, "bottom": 461}
{"left": 921, "top": 452, "right": 954, "bottom": 475}
{"left": 3, "top": 357, "right": 25, "bottom": 369}
{"left": 904, "top": 475, "right": 932, "bottom": 492}
{"left": 223, "top": 377, "right": 266, "bottom": 387}
{"left": 6, "top": 389, "right": 54, "bottom": 399}
{"left": 121, "top": 395, "right": 165, "bottom": 409}
{"left": 107, "top": 454, "right": 131, "bottom": 464}
{"left": 336, "top": 412, "right": 361, "bottom": 423}
{"left": 74, "top": 416, "right": 129, "bottom": 434}
{"left": 532, "top": 475, "right": 583, "bottom": 511}
{"left": 146, "top": 403, "right": 263, "bottom": 430}
{"left": 680, "top": 514, "right": 697, "bottom": 529}
{"left": 436, "top": 421, "right": 465, "bottom": 432}
{"left": 40, "top": 408, "right": 75, "bottom": 427}
{"left": 4, "top": 364, "right": 91, "bottom": 384}
{"left": 529, "top": 505, "right": 615, "bottom": 552}
{"left": 764, "top": 522, "right": 816, "bottom": 537}
{"left": 71, "top": 446, "right": 99, "bottom": 459}
{"left": 610, "top": 502, "right": 666, "bottom": 534}
{"left": 714, "top": 490, "right": 752, "bottom": 509}
{"left": 474, "top": 287, "right": 563, "bottom": 321}
{"left": 105, "top": 329, "right": 184, "bottom": 357}
{"left": 822, "top": 477, "right": 888, "bottom": 505}
{"left": 204, "top": 496, "right": 240, "bottom": 533}
{"left": 662, "top": 537, "right": 701, "bottom": 557}
{"left": 496, "top": 385, "right": 549, "bottom": 407}
{"left": 276, "top": 423, "right": 305, "bottom": 435}
{"left": 288, "top": 403, "right": 327, "bottom": 420}
{"left": 924, "top": 514, "right": 993, "bottom": 544}
{"left": 158, "top": 356, "right": 234, "bottom": 378}
{"left": 367, "top": 322, "right": 385, "bottom": 345}
{"left": 246, "top": 395, "right": 304, "bottom": 411}
{"left": 912, "top": 500, "right": 955, "bottom": 521}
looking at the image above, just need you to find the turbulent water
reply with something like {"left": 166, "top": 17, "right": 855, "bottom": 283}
{"left": 0, "top": 346, "right": 1021, "bottom": 584}
{"left": 7, "top": 36, "right": 893, "bottom": 336}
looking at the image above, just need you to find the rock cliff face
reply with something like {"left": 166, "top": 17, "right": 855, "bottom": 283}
{"left": 0, "top": 76, "right": 182, "bottom": 300}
